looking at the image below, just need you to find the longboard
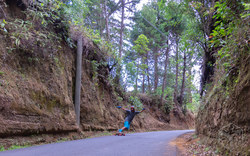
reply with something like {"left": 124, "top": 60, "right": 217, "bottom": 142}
{"left": 115, "top": 132, "right": 125, "bottom": 136}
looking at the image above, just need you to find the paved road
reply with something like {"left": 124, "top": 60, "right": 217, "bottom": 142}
{"left": 0, "top": 130, "right": 194, "bottom": 156}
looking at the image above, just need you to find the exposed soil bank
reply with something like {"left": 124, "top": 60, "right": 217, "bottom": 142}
{"left": 196, "top": 39, "right": 250, "bottom": 155}
{"left": 171, "top": 132, "right": 220, "bottom": 156}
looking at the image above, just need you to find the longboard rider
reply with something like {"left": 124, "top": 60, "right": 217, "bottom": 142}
{"left": 116, "top": 106, "right": 145, "bottom": 133}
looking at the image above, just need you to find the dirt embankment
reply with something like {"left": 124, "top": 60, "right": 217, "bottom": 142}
{"left": 0, "top": 0, "right": 194, "bottom": 146}
{"left": 171, "top": 132, "right": 220, "bottom": 156}
{"left": 196, "top": 52, "right": 250, "bottom": 154}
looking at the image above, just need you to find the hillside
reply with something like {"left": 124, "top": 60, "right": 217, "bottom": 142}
{"left": 196, "top": 49, "right": 250, "bottom": 155}
{"left": 0, "top": 0, "right": 194, "bottom": 146}
{"left": 195, "top": 0, "right": 250, "bottom": 155}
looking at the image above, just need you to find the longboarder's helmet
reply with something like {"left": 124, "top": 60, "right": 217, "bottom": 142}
{"left": 131, "top": 106, "right": 135, "bottom": 112}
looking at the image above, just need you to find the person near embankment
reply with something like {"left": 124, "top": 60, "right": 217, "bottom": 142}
{"left": 116, "top": 106, "right": 145, "bottom": 133}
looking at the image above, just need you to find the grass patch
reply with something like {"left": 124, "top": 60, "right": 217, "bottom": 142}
{"left": 0, "top": 146, "right": 5, "bottom": 151}
{"left": 87, "top": 131, "right": 114, "bottom": 138}
{"left": 56, "top": 138, "right": 68, "bottom": 143}
{"left": 8, "top": 145, "right": 30, "bottom": 150}
{"left": 0, "top": 144, "right": 30, "bottom": 151}
{"left": 0, "top": 71, "right": 4, "bottom": 76}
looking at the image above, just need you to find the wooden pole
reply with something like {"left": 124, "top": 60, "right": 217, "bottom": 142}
{"left": 75, "top": 36, "right": 82, "bottom": 126}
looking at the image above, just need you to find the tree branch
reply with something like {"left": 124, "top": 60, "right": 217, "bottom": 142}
{"left": 0, "top": 5, "right": 6, "bottom": 18}
{"left": 108, "top": 0, "right": 122, "bottom": 17}
{"left": 108, "top": 0, "right": 139, "bottom": 17}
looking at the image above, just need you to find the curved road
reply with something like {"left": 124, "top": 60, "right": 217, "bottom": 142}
{"left": 0, "top": 130, "right": 194, "bottom": 156}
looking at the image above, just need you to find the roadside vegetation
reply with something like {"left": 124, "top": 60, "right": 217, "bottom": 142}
{"left": 0, "top": 145, "right": 31, "bottom": 152}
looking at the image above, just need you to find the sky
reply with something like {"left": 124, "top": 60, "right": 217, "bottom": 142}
{"left": 137, "top": 0, "right": 149, "bottom": 10}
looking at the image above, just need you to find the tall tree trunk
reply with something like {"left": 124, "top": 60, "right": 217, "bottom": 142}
{"left": 174, "top": 41, "right": 179, "bottom": 105}
{"left": 199, "top": 0, "right": 216, "bottom": 97}
{"left": 153, "top": 48, "right": 159, "bottom": 92}
{"left": 115, "top": 0, "right": 125, "bottom": 85}
{"left": 142, "top": 73, "right": 145, "bottom": 93}
{"left": 160, "top": 40, "right": 169, "bottom": 108}
{"left": 103, "top": 0, "right": 110, "bottom": 41}
{"left": 99, "top": 1, "right": 103, "bottom": 37}
{"left": 119, "top": 0, "right": 125, "bottom": 57}
{"left": 142, "top": 57, "right": 146, "bottom": 93}
{"left": 180, "top": 50, "right": 187, "bottom": 108}
{"left": 135, "top": 75, "right": 138, "bottom": 92}
{"left": 146, "top": 51, "right": 151, "bottom": 93}
{"left": 75, "top": 36, "right": 83, "bottom": 126}
{"left": 188, "top": 67, "right": 192, "bottom": 104}
{"left": 135, "top": 61, "right": 139, "bottom": 93}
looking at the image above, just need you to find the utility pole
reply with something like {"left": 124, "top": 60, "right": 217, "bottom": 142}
{"left": 75, "top": 36, "right": 82, "bottom": 126}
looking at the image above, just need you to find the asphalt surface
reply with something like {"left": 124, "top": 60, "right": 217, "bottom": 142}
{"left": 0, "top": 130, "right": 194, "bottom": 156}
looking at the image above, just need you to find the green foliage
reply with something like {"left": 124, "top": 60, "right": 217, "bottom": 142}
{"left": 125, "top": 61, "right": 137, "bottom": 87}
{"left": 7, "top": 145, "right": 30, "bottom": 150}
{"left": 187, "top": 93, "right": 200, "bottom": 113}
{"left": 128, "top": 96, "right": 143, "bottom": 110}
{"left": 0, "top": 19, "right": 7, "bottom": 33}
{"left": 1, "top": 1, "right": 71, "bottom": 54}
{"left": 211, "top": 1, "right": 233, "bottom": 48}
{"left": 54, "top": 57, "right": 59, "bottom": 64}
{"left": 64, "top": 0, "right": 91, "bottom": 24}
{"left": 0, "top": 71, "right": 4, "bottom": 76}
{"left": 131, "top": 2, "right": 165, "bottom": 49}
{"left": 156, "top": 0, "right": 203, "bottom": 111}
{"left": 210, "top": 0, "right": 249, "bottom": 71}
{"left": 91, "top": 60, "right": 99, "bottom": 84}
{"left": 56, "top": 137, "right": 68, "bottom": 143}
{"left": 0, "top": 146, "right": 5, "bottom": 151}
{"left": 64, "top": 0, "right": 115, "bottom": 56}
{"left": 133, "top": 34, "right": 149, "bottom": 69}
{"left": 241, "top": 3, "right": 250, "bottom": 18}
{"left": 6, "top": 18, "right": 61, "bottom": 53}
{"left": 125, "top": 34, "right": 150, "bottom": 90}
{"left": 132, "top": 34, "right": 150, "bottom": 55}
{"left": 0, "top": 144, "right": 30, "bottom": 151}
{"left": 159, "top": 0, "right": 186, "bottom": 36}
